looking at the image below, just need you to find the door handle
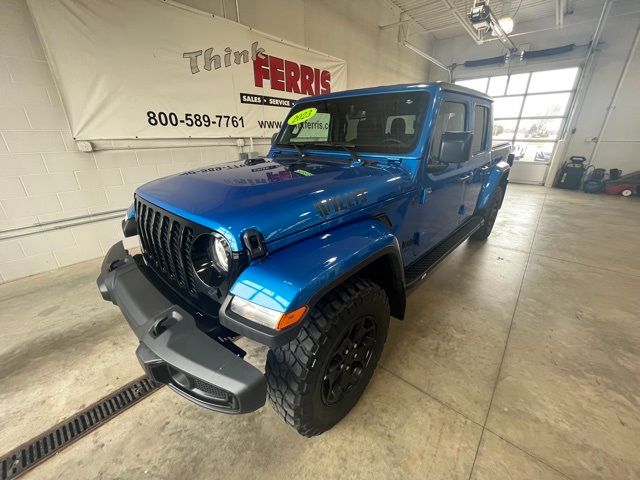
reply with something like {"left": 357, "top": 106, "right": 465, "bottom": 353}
{"left": 458, "top": 174, "right": 472, "bottom": 183}
{"left": 419, "top": 187, "right": 432, "bottom": 204}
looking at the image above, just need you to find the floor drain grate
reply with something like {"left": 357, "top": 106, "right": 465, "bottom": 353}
{"left": 1, "top": 376, "right": 160, "bottom": 480}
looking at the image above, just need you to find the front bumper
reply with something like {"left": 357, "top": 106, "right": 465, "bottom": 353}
{"left": 97, "top": 241, "right": 266, "bottom": 414}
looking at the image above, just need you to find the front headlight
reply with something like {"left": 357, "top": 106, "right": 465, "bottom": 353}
{"left": 211, "top": 236, "right": 229, "bottom": 272}
{"left": 191, "top": 233, "right": 231, "bottom": 287}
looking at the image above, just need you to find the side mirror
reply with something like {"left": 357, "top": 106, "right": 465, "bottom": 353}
{"left": 440, "top": 131, "right": 472, "bottom": 164}
{"left": 271, "top": 132, "right": 279, "bottom": 144}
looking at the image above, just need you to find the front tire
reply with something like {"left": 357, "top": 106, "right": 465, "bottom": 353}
{"left": 265, "top": 277, "right": 390, "bottom": 437}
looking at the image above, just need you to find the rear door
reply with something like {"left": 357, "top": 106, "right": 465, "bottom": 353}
{"left": 415, "top": 94, "right": 470, "bottom": 257}
{"left": 461, "top": 101, "right": 491, "bottom": 220}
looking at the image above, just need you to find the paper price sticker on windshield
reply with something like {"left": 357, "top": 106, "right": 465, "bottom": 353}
{"left": 287, "top": 107, "right": 318, "bottom": 125}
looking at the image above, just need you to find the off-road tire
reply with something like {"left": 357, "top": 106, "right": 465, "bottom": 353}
{"left": 471, "top": 185, "right": 504, "bottom": 241}
{"left": 265, "top": 277, "right": 390, "bottom": 437}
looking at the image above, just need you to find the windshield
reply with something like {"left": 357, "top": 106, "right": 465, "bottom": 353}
{"left": 276, "top": 91, "right": 430, "bottom": 155}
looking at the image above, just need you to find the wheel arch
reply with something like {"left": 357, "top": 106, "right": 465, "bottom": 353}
{"left": 477, "top": 161, "right": 510, "bottom": 211}
{"left": 349, "top": 251, "right": 406, "bottom": 320}
{"left": 498, "top": 172, "right": 509, "bottom": 207}
{"left": 307, "top": 247, "right": 407, "bottom": 321}
{"left": 224, "top": 219, "right": 406, "bottom": 347}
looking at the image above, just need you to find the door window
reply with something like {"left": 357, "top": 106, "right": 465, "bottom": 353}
{"left": 430, "top": 101, "right": 466, "bottom": 162}
{"left": 472, "top": 105, "right": 489, "bottom": 153}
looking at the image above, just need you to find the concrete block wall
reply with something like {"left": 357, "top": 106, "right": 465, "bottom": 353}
{"left": 0, "top": 0, "right": 433, "bottom": 283}
{"left": 0, "top": 145, "right": 244, "bottom": 283}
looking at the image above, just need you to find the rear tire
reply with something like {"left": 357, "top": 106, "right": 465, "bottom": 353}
{"left": 471, "top": 185, "right": 504, "bottom": 241}
{"left": 264, "top": 277, "right": 390, "bottom": 437}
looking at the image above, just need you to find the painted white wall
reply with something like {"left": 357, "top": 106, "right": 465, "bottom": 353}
{"left": 430, "top": 0, "right": 640, "bottom": 181}
{"left": 0, "top": 0, "right": 433, "bottom": 283}
{"left": 181, "top": 0, "right": 434, "bottom": 89}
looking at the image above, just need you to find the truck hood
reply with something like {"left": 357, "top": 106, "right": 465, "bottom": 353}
{"left": 136, "top": 157, "right": 413, "bottom": 251}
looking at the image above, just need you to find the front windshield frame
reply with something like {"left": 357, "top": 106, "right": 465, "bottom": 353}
{"left": 275, "top": 91, "right": 430, "bottom": 155}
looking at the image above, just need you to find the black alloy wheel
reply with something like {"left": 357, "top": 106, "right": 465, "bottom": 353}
{"left": 321, "top": 315, "right": 377, "bottom": 405}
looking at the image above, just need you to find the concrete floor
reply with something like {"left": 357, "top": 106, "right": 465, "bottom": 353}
{"left": 1, "top": 184, "right": 639, "bottom": 479}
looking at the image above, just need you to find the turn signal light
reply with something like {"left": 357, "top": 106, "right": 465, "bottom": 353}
{"left": 230, "top": 296, "right": 308, "bottom": 330}
{"left": 277, "top": 306, "right": 308, "bottom": 330}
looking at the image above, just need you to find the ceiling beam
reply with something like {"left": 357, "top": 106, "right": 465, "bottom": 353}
{"left": 380, "top": 17, "right": 412, "bottom": 30}
{"left": 403, "top": 41, "right": 452, "bottom": 80}
{"left": 440, "top": 0, "right": 482, "bottom": 44}
{"left": 379, "top": 2, "right": 449, "bottom": 30}
{"left": 381, "top": 0, "right": 480, "bottom": 44}
{"left": 399, "top": 1, "right": 441, "bottom": 16}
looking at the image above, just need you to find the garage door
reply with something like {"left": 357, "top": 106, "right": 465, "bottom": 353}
{"left": 456, "top": 67, "right": 579, "bottom": 184}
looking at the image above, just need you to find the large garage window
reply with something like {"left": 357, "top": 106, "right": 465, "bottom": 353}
{"left": 456, "top": 67, "right": 579, "bottom": 164}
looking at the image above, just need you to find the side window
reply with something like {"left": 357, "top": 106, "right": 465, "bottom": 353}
{"left": 430, "top": 101, "right": 467, "bottom": 162}
{"left": 472, "top": 105, "right": 489, "bottom": 153}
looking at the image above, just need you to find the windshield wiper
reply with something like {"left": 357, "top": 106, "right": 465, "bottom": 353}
{"left": 275, "top": 142, "right": 307, "bottom": 159}
{"left": 331, "top": 143, "right": 358, "bottom": 163}
{"left": 276, "top": 142, "right": 370, "bottom": 166}
{"left": 290, "top": 143, "right": 307, "bottom": 158}
{"left": 325, "top": 143, "right": 379, "bottom": 166}
{"left": 292, "top": 142, "right": 356, "bottom": 164}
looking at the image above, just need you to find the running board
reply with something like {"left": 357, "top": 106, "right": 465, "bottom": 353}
{"left": 404, "top": 216, "right": 484, "bottom": 288}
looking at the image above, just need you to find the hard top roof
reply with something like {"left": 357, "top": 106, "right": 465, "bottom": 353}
{"left": 296, "top": 81, "right": 492, "bottom": 103}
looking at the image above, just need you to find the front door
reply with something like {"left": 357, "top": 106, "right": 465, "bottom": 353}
{"left": 414, "top": 95, "right": 469, "bottom": 258}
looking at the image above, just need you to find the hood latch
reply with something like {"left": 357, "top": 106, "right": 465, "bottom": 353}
{"left": 243, "top": 229, "right": 267, "bottom": 260}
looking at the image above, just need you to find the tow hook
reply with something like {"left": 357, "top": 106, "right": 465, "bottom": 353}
{"left": 108, "top": 258, "right": 128, "bottom": 272}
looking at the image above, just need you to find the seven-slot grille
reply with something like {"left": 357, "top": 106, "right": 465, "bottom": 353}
{"left": 136, "top": 197, "right": 201, "bottom": 297}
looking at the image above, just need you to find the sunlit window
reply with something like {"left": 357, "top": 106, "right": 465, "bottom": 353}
{"left": 516, "top": 118, "right": 563, "bottom": 140}
{"left": 487, "top": 75, "right": 508, "bottom": 96}
{"left": 528, "top": 68, "right": 578, "bottom": 93}
{"left": 506, "top": 73, "right": 529, "bottom": 95}
{"left": 522, "top": 93, "right": 571, "bottom": 117}
{"left": 493, "top": 96, "right": 524, "bottom": 118}
{"left": 455, "top": 67, "right": 579, "bottom": 164}
{"left": 456, "top": 77, "right": 489, "bottom": 93}
{"left": 493, "top": 119, "right": 518, "bottom": 140}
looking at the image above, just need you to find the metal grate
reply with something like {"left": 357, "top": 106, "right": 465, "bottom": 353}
{"left": 136, "top": 198, "right": 202, "bottom": 298}
{"left": 0, "top": 376, "right": 160, "bottom": 480}
{"left": 191, "top": 377, "right": 227, "bottom": 400}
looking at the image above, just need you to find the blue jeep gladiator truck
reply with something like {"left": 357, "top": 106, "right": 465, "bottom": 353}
{"left": 98, "top": 82, "right": 512, "bottom": 436}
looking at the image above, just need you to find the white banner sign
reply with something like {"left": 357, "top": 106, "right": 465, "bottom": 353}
{"left": 28, "top": 0, "right": 347, "bottom": 140}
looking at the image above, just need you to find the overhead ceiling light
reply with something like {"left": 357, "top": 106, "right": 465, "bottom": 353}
{"left": 496, "top": 16, "right": 515, "bottom": 34}
{"left": 468, "top": 1, "right": 518, "bottom": 53}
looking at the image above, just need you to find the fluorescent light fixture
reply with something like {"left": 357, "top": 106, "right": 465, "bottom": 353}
{"left": 497, "top": 16, "right": 514, "bottom": 34}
